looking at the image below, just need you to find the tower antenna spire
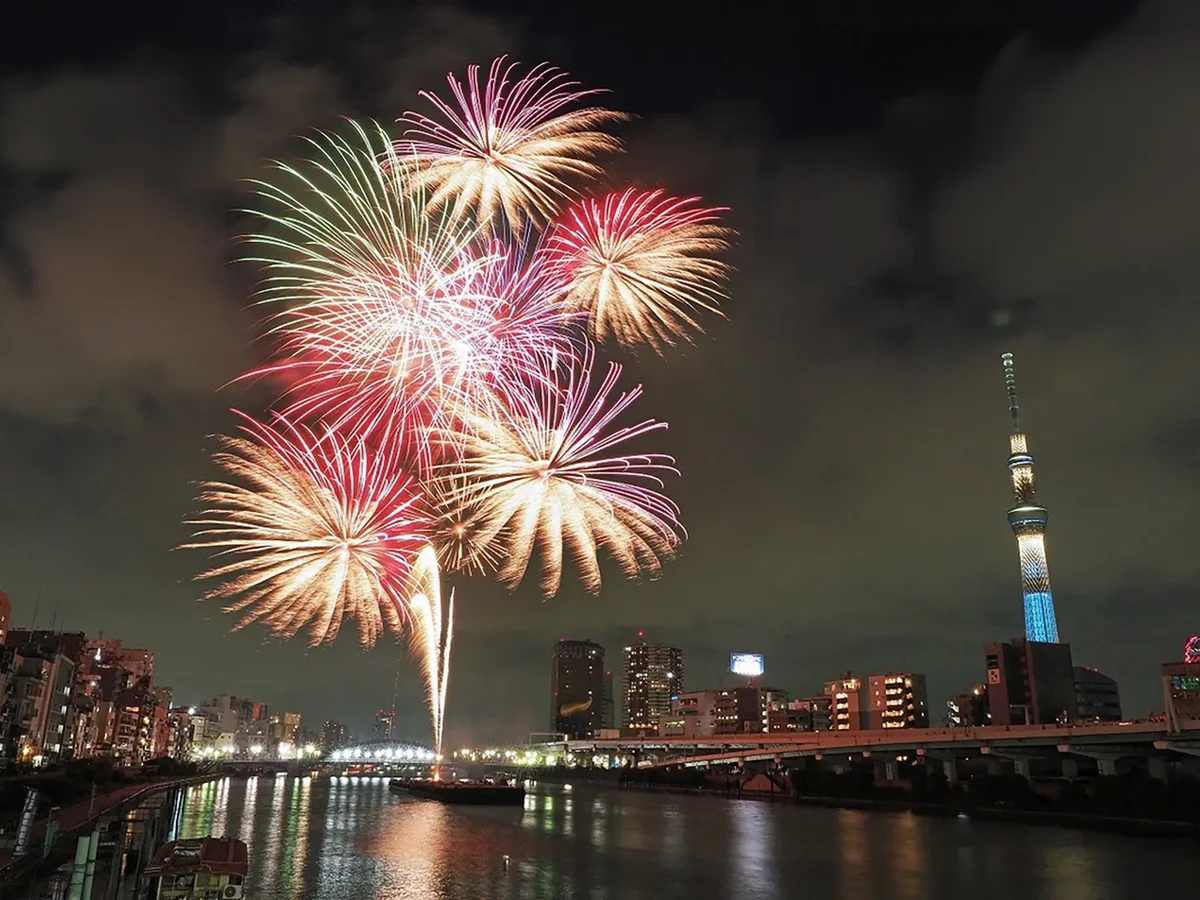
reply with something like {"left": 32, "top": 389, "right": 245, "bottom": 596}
{"left": 1002, "top": 352, "right": 1021, "bottom": 433}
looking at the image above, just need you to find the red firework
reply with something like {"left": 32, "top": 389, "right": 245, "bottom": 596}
{"left": 548, "top": 188, "right": 731, "bottom": 353}
{"left": 243, "top": 122, "right": 574, "bottom": 471}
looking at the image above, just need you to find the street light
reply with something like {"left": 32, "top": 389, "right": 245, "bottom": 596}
{"left": 250, "top": 745, "right": 263, "bottom": 756}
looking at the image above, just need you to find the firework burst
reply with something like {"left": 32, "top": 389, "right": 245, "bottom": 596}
{"left": 427, "top": 468, "right": 506, "bottom": 577}
{"left": 396, "top": 57, "right": 626, "bottom": 228}
{"left": 184, "top": 60, "right": 720, "bottom": 763}
{"left": 442, "top": 346, "right": 682, "bottom": 595}
{"left": 549, "top": 188, "right": 731, "bottom": 352}
{"left": 183, "top": 412, "right": 428, "bottom": 647}
{"left": 244, "top": 121, "right": 495, "bottom": 458}
{"left": 245, "top": 120, "right": 580, "bottom": 469}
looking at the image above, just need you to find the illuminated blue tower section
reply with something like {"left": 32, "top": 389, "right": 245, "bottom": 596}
{"left": 1002, "top": 353, "right": 1059, "bottom": 643}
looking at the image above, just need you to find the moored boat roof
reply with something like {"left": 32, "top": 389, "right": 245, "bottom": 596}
{"left": 144, "top": 837, "right": 248, "bottom": 877}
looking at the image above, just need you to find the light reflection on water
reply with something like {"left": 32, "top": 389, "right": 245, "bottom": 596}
{"left": 173, "top": 777, "right": 1193, "bottom": 900}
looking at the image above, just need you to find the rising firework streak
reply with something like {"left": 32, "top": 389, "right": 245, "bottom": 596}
{"left": 406, "top": 546, "right": 454, "bottom": 771}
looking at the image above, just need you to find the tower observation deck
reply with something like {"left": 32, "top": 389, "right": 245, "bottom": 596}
{"left": 1002, "top": 353, "right": 1060, "bottom": 643}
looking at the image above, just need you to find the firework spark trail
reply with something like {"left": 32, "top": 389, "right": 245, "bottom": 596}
{"left": 442, "top": 345, "right": 683, "bottom": 595}
{"left": 549, "top": 188, "right": 731, "bottom": 352}
{"left": 183, "top": 412, "right": 428, "bottom": 647}
{"left": 406, "top": 545, "right": 454, "bottom": 771}
{"left": 396, "top": 56, "right": 626, "bottom": 229}
{"left": 244, "top": 120, "right": 564, "bottom": 468}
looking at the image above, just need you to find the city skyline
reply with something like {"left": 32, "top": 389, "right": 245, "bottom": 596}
{"left": 2, "top": 1, "right": 1198, "bottom": 743}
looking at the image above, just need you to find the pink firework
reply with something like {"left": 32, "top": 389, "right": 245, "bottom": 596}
{"left": 245, "top": 121, "right": 562, "bottom": 468}
{"left": 456, "top": 232, "right": 582, "bottom": 415}
{"left": 396, "top": 57, "right": 626, "bottom": 228}
{"left": 441, "top": 344, "right": 684, "bottom": 595}
{"left": 548, "top": 188, "right": 731, "bottom": 353}
{"left": 183, "top": 411, "right": 430, "bottom": 648}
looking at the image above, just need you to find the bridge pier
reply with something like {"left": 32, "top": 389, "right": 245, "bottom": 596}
{"left": 1058, "top": 744, "right": 1121, "bottom": 778}
{"left": 920, "top": 749, "right": 961, "bottom": 784}
{"left": 982, "top": 746, "right": 1037, "bottom": 780}
{"left": 1148, "top": 755, "right": 1169, "bottom": 781}
{"left": 1153, "top": 739, "right": 1200, "bottom": 779}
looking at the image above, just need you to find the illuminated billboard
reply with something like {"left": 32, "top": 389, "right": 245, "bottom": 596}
{"left": 730, "top": 653, "right": 764, "bottom": 677}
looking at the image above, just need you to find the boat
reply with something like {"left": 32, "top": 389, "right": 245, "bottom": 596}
{"left": 141, "top": 836, "right": 248, "bottom": 899}
{"left": 396, "top": 778, "right": 526, "bottom": 806}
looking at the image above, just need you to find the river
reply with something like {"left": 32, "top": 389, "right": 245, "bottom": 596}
{"left": 168, "top": 775, "right": 1189, "bottom": 899}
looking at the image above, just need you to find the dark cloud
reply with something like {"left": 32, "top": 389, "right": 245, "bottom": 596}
{"left": 0, "top": 2, "right": 1193, "bottom": 745}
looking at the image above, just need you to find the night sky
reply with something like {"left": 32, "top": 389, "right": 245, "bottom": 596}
{"left": 2, "top": 0, "right": 1196, "bottom": 744}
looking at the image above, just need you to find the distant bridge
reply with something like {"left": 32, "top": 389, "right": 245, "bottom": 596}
{"left": 325, "top": 740, "right": 437, "bottom": 764}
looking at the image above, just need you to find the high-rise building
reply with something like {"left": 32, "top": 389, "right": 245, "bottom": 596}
{"left": 1001, "top": 353, "right": 1060, "bottom": 643}
{"left": 322, "top": 720, "right": 349, "bottom": 753}
{"left": 373, "top": 709, "right": 395, "bottom": 741}
{"left": 1074, "top": 667, "right": 1122, "bottom": 722}
{"left": 986, "top": 638, "right": 1077, "bottom": 725}
{"left": 5, "top": 648, "right": 75, "bottom": 764}
{"left": 946, "top": 685, "right": 990, "bottom": 726}
{"left": 601, "top": 669, "right": 615, "bottom": 729}
{"left": 166, "top": 708, "right": 194, "bottom": 760}
{"left": 552, "top": 640, "right": 605, "bottom": 739}
{"left": 270, "top": 712, "right": 303, "bottom": 744}
{"left": 200, "top": 696, "right": 238, "bottom": 737}
{"left": 0, "top": 591, "right": 9, "bottom": 646}
{"left": 824, "top": 674, "right": 868, "bottom": 730}
{"left": 621, "top": 633, "right": 683, "bottom": 734}
{"left": 112, "top": 683, "right": 167, "bottom": 766}
{"left": 867, "top": 673, "right": 929, "bottom": 729}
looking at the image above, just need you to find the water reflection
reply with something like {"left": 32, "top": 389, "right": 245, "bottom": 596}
{"left": 170, "top": 778, "right": 1194, "bottom": 900}
{"left": 730, "top": 800, "right": 777, "bottom": 900}
{"left": 885, "top": 812, "right": 925, "bottom": 900}
{"left": 210, "top": 777, "right": 229, "bottom": 838}
{"left": 835, "top": 807, "right": 875, "bottom": 900}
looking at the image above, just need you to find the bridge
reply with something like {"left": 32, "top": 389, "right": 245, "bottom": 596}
{"left": 322, "top": 740, "right": 438, "bottom": 772}
{"left": 327, "top": 740, "right": 436, "bottom": 762}
{"left": 452, "top": 720, "right": 1200, "bottom": 782}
